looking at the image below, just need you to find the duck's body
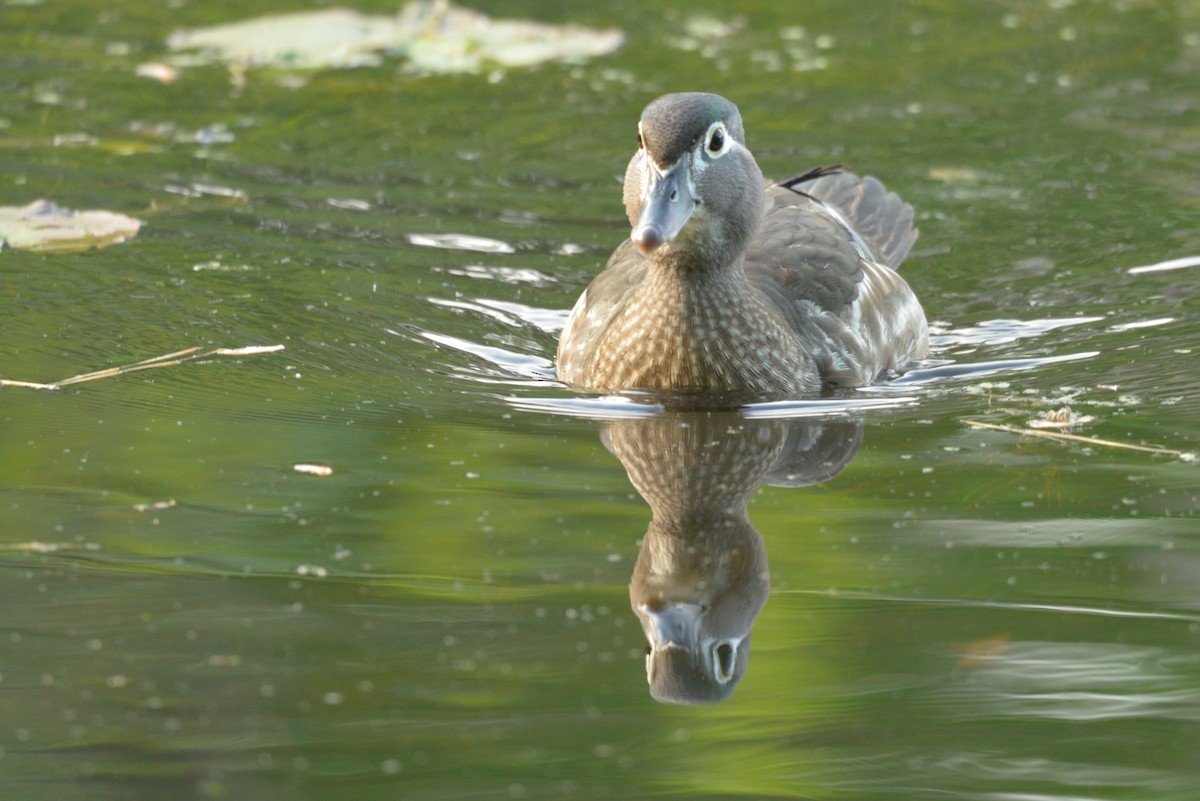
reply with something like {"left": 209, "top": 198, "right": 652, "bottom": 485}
{"left": 556, "top": 93, "right": 928, "bottom": 398}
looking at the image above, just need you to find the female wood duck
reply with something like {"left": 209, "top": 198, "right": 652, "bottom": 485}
{"left": 556, "top": 92, "right": 928, "bottom": 398}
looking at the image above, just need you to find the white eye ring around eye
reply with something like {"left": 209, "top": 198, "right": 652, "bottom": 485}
{"left": 705, "top": 122, "right": 729, "bottom": 156}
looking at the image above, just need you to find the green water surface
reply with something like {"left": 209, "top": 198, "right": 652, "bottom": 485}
{"left": 2, "top": 1, "right": 1198, "bottom": 800}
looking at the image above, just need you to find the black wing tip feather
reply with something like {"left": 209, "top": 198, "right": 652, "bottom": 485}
{"left": 776, "top": 164, "right": 844, "bottom": 191}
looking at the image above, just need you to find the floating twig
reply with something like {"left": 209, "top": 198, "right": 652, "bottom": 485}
{"left": 1, "top": 345, "right": 284, "bottom": 390}
{"left": 55, "top": 347, "right": 201, "bottom": 386}
{"left": 964, "top": 419, "right": 1195, "bottom": 461}
{"left": 0, "top": 378, "right": 61, "bottom": 390}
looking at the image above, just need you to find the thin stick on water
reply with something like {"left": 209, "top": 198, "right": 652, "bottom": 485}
{"left": 0, "top": 345, "right": 284, "bottom": 390}
{"left": 0, "top": 378, "right": 61, "bottom": 390}
{"left": 964, "top": 419, "right": 1195, "bottom": 461}
{"left": 54, "top": 347, "right": 202, "bottom": 386}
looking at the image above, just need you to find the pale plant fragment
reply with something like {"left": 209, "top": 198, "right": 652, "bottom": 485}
{"left": 965, "top": 419, "right": 1195, "bottom": 461}
{"left": 1, "top": 345, "right": 284, "bottom": 390}
{"left": 213, "top": 345, "right": 285, "bottom": 356}
{"left": 1027, "top": 405, "right": 1096, "bottom": 430}
{"left": 133, "top": 499, "right": 177, "bottom": 512}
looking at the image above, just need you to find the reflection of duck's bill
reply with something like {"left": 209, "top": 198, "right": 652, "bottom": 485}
{"left": 641, "top": 599, "right": 703, "bottom": 650}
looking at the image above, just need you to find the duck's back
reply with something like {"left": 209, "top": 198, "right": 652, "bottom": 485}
{"left": 773, "top": 167, "right": 918, "bottom": 270}
{"left": 745, "top": 168, "right": 928, "bottom": 388}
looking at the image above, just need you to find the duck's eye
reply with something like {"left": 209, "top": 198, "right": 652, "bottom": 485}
{"left": 637, "top": 132, "right": 644, "bottom": 150}
{"left": 707, "top": 126, "right": 726, "bottom": 154}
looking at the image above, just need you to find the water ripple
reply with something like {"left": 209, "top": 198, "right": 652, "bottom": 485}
{"left": 421, "top": 331, "right": 554, "bottom": 381}
{"left": 887, "top": 351, "right": 1100, "bottom": 385}
{"left": 930, "top": 317, "right": 1104, "bottom": 348}
{"left": 425, "top": 296, "right": 567, "bottom": 333}
{"left": 408, "top": 232, "right": 516, "bottom": 253}
{"left": 938, "top": 640, "right": 1200, "bottom": 723}
{"left": 503, "top": 392, "right": 920, "bottom": 420}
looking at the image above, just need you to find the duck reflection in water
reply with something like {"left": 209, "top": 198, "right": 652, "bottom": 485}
{"left": 604, "top": 411, "right": 864, "bottom": 704}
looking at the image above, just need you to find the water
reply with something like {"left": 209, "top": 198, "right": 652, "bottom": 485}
{"left": 2, "top": 1, "right": 1198, "bottom": 799}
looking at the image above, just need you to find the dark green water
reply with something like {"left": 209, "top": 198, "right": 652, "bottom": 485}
{"left": 2, "top": 1, "right": 1198, "bottom": 799}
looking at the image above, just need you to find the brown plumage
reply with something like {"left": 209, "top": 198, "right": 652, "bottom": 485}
{"left": 556, "top": 93, "right": 928, "bottom": 400}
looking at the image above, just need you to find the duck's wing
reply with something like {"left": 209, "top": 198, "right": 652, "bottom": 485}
{"left": 744, "top": 169, "right": 868, "bottom": 318}
{"left": 555, "top": 240, "right": 646, "bottom": 384}
{"left": 776, "top": 167, "right": 917, "bottom": 270}
{"left": 747, "top": 168, "right": 928, "bottom": 387}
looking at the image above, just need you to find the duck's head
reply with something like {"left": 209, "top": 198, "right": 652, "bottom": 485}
{"left": 623, "top": 92, "right": 767, "bottom": 268}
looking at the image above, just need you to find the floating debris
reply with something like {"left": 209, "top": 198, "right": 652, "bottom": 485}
{"left": 133, "top": 499, "right": 177, "bottom": 512}
{"left": 928, "top": 167, "right": 982, "bottom": 184}
{"left": 965, "top": 419, "right": 1195, "bottom": 461}
{"left": 0, "top": 200, "right": 141, "bottom": 253}
{"left": 136, "top": 62, "right": 178, "bottom": 83}
{"left": 293, "top": 463, "right": 334, "bottom": 477}
{"left": 212, "top": 345, "right": 286, "bottom": 356}
{"left": 0, "top": 345, "right": 285, "bottom": 391}
{"left": 166, "top": 1, "right": 624, "bottom": 74}
{"left": 1027, "top": 406, "right": 1096, "bottom": 430}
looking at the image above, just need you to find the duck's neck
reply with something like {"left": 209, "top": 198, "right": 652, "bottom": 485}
{"left": 596, "top": 261, "right": 818, "bottom": 394}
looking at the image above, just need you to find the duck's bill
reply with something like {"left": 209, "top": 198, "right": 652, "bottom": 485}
{"left": 632, "top": 163, "right": 695, "bottom": 255}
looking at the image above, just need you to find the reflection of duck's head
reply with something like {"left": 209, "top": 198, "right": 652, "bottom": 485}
{"left": 608, "top": 413, "right": 782, "bottom": 704}
{"left": 631, "top": 515, "right": 768, "bottom": 704}
{"left": 607, "top": 411, "right": 865, "bottom": 704}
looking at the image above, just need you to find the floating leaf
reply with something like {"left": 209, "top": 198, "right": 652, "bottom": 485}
{"left": 166, "top": 1, "right": 624, "bottom": 74}
{"left": 0, "top": 200, "right": 141, "bottom": 253}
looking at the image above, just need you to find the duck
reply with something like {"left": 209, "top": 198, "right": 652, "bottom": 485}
{"left": 556, "top": 92, "right": 929, "bottom": 399}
